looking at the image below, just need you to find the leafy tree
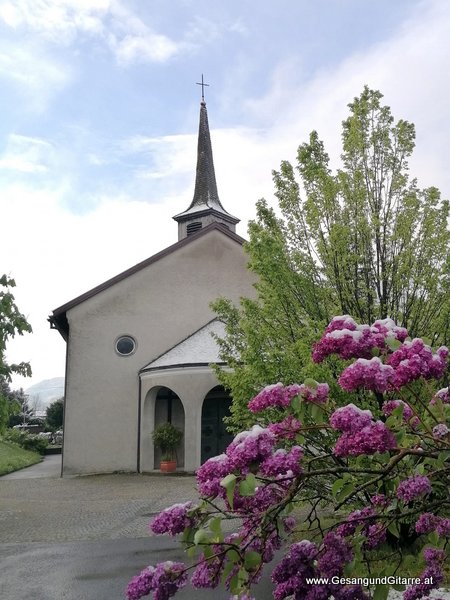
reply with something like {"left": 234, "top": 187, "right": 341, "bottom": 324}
{"left": 46, "top": 398, "right": 64, "bottom": 431}
{"left": 0, "top": 379, "right": 30, "bottom": 428}
{"left": 0, "top": 275, "right": 32, "bottom": 433}
{"left": 213, "top": 87, "right": 450, "bottom": 431}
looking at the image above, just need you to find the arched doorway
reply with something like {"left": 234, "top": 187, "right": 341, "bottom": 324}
{"left": 153, "top": 387, "right": 185, "bottom": 469}
{"left": 201, "top": 386, "right": 233, "bottom": 464}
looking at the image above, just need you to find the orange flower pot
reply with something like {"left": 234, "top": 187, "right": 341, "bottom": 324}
{"left": 160, "top": 460, "right": 177, "bottom": 473}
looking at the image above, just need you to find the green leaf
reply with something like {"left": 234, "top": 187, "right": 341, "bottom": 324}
{"left": 227, "top": 548, "right": 241, "bottom": 563}
{"left": 239, "top": 472, "right": 257, "bottom": 497}
{"left": 332, "top": 478, "right": 345, "bottom": 498}
{"left": 193, "top": 528, "right": 210, "bottom": 545}
{"left": 244, "top": 551, "right": 262, "bottom": 570}
{"left": 386, "top": 337, "right": 402, "bottom": 351}
{"left": 304, "top": 378, "right": 318, "bottom": 389}
{"left": 387, "top": 522, "right": 400, "bottom": 539}
{"left": 220, "top": 473, "right": 237, "bottom": 509}
{"left": 373, "top": 584, "right": 389, "bottom": 600}
{"left": 311, "top": 402, "right": 324, "bottom": 423}
{"left": 209, "top": 517, "right": 222, "bottom": 535}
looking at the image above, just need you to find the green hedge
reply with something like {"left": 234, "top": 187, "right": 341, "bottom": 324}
{"left": 4, "top": 429, "right": 48, "bottom": 455}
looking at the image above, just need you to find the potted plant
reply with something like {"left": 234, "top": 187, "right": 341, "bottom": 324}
{"left": 152, "top": 422, "right": 183, "bottom": 473}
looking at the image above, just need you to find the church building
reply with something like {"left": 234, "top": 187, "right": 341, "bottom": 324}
{"left": 49, "top": 98, "right": 255, "bottom": 476}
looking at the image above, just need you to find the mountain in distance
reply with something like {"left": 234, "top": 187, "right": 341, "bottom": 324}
{"left": 25, "top": 377, "right": 65, "bottom": 411}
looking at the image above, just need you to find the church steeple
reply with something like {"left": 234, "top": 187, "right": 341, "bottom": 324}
{"left": 173, "top": 95, "right": 240, "bottom": 240}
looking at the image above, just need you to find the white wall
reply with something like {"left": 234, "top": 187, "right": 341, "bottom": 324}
{"left": 62, "top": 229, "right": 255, "bottom": 475}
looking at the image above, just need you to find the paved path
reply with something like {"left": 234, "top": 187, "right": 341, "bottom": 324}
{"left": 1, "top": 458, "right": 448, "bottom": 600}
{"left": 1, "top": 453, "right": 62, "bottom": 480}
{"left": 0, "top": 459, "right": 270, "bottom": 599}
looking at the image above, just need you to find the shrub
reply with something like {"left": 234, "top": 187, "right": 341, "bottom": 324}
{"left": 4, "top": 428, "right": 48, "bottom": 454}
{"left": 128, "top": 317, "right": 450, "bottom": 600}
{"left": 152, "top": 423, "right": 183, "bottom": 461}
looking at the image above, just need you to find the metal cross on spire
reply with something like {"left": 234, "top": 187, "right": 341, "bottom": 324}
{"left": 196, "top": 74, "right": 209, "bottom": 102}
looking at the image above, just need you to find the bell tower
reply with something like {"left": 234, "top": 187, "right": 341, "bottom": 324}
{"left": 173, "top": 79, "right": 239, "bottom": 240}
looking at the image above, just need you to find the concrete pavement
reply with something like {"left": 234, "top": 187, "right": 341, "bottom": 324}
{"left": 0, "top": 456, "right": 274, "bottom": 599}
{"left": 1, "top": 453, "right": 62, "bottom": 480}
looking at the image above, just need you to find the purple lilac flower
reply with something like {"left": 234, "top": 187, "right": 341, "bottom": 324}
{"left": 191, "top": 555, "right": 222, "bottom": 589}
{"left": 382, "top": 399, "right": 413, "bottom": 421}
{"left": 260, "top": 446, "right": 303, "bottom": 477}
{"left": 283, "top": 516, "right": 297, "bottom": 532}
{"left": 298, "top": 382, "right": 330, "bottom": 404}
{"left": 430, "top": 387, "right": 450, "bottom": 405}
{"left": 364, "top": 523, "right": 386, "bottom": 549}
{"left": 317, "top": 532, "right": 353, "bottom": 577}
{"left": 151, "top": 562, "right": 188, "bottom": 600}
{"left": 436, "top": 518, "right": 450, "bottom": 537}
{"left": 226, "top": 425, "right": 276, "bottom": 469}
{"left": 127, "top": 562, "right": 188, "bottom": 600}
{"left": 272, "top": 541, "right": 318, "bottom": 600}
{"left": 246, "top": 525, "right": 282, "bottom": 563}
{"left": 388, "top": 340, "right": 448, "bottom": 388}
{"left": 330, "top": 405, "right": 396, "bottom": 457}
{"left": 326, "top": 315, "right": 358, "bottom": 333}
{"left": 382, "top": 399, "right": 420, "bottom": 428}
{"left": 336, "top": 507, "right": 375, "bottom": 537}
{"left": 236, "top": 483, "right": 285, "bottom": 514}
{"left": 404, "top": 548, "right": 445, "bottom": 600}
{"left": 126, "top": 566, "right": 156, "bottom": 600}
{"left": 248, "top": 383, "right": 302, "bottom": 413}
{"left": 333, "top": 421, "right": 397, "bottom": 457}
{"left": 432, "top": 423, "right": 450, "bottom": 438}
{"left": 312, "top": 317, "right": 408, "bottom": 363}
{"left": 150, "top": 502, "right": 193, "bottom": 536}
{"left": 338, "top": 357, "right": 395, "bottom": 393}
{"left": 330, "top": 404, "right": 373, "bottom": 433}
{"left": 415, "top": 513, "right": 440, "bottom": 534}
{"left": 268, "top": 415, "right": 302, "bottom": 440}
{"left": 196, "top": 453, "right": 233, "bottom": 498}
{"left": 396, "top": 475, "right": 432, "bottom": 503}
{"left": 370, "top": 494, "right": 390, "bottom": 508}
{"left": 372, "top": 318, "right": 408, "bottom": 342}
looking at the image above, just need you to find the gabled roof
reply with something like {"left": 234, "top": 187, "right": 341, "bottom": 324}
{"left": 140, "top": 319, "right": 226, "bottom": 372}
{"left": 173, "top": 101, "right": 239, "bottom": 225}
{"left": 49, "top": 222, "right": 245, "bottom": 340}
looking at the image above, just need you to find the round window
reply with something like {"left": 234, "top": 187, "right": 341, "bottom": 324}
{"left": 115, "top": 336, "right": 136, "bottom": 356}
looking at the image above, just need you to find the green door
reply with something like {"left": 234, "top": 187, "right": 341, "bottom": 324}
{"left": 201, "top": 393, "right": 233, "bottom": 464}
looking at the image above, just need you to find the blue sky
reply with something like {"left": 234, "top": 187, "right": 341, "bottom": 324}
{"left": 3, "top": 0, "right": 450, "bottom": 389}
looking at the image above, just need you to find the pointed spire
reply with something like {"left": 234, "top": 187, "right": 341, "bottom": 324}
{"left": 190, "top": 100, "right": 223, "bottom": 210}
{"left": 173, "top": 96, "right": 239, "bottom": 240}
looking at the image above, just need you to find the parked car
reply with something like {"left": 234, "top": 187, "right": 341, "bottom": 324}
{"left": 53, "top": 430, "right": 63, "bottom": 445}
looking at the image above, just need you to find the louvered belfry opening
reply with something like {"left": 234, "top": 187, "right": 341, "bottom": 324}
{"left": 187, "top": 222, "right": 202, "bottom": 236}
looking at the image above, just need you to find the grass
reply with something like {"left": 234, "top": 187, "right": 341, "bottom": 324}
{"left": 0, "top": 439, "right": 42, "bottom": 476}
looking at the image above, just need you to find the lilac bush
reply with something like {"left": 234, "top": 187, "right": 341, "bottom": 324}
{"left": 127, "top": 317, "right": 450, "bottom": 600}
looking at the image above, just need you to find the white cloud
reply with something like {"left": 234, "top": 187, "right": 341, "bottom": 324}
{"left": 0, "top": 42, "right": 71, "bottom": 111}
{"left": 0, "top": 134, "right": 55, "bottom": 173}
{"left": 0, "top": 0, "right": 185, "bottom": 66}
{"left": 112, "top": 32, "right": 179, "bottom": 65}
{"left": 240, "top": 0, "right": 450, "bottom": 195}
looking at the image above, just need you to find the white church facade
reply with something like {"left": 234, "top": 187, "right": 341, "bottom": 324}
{"left": 50, "top": 100, "right": 255, "bottom": 476}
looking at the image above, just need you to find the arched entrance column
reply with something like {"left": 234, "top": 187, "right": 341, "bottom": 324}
{"left": 140, "top": 367, "right": 222, "bottom": 471}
